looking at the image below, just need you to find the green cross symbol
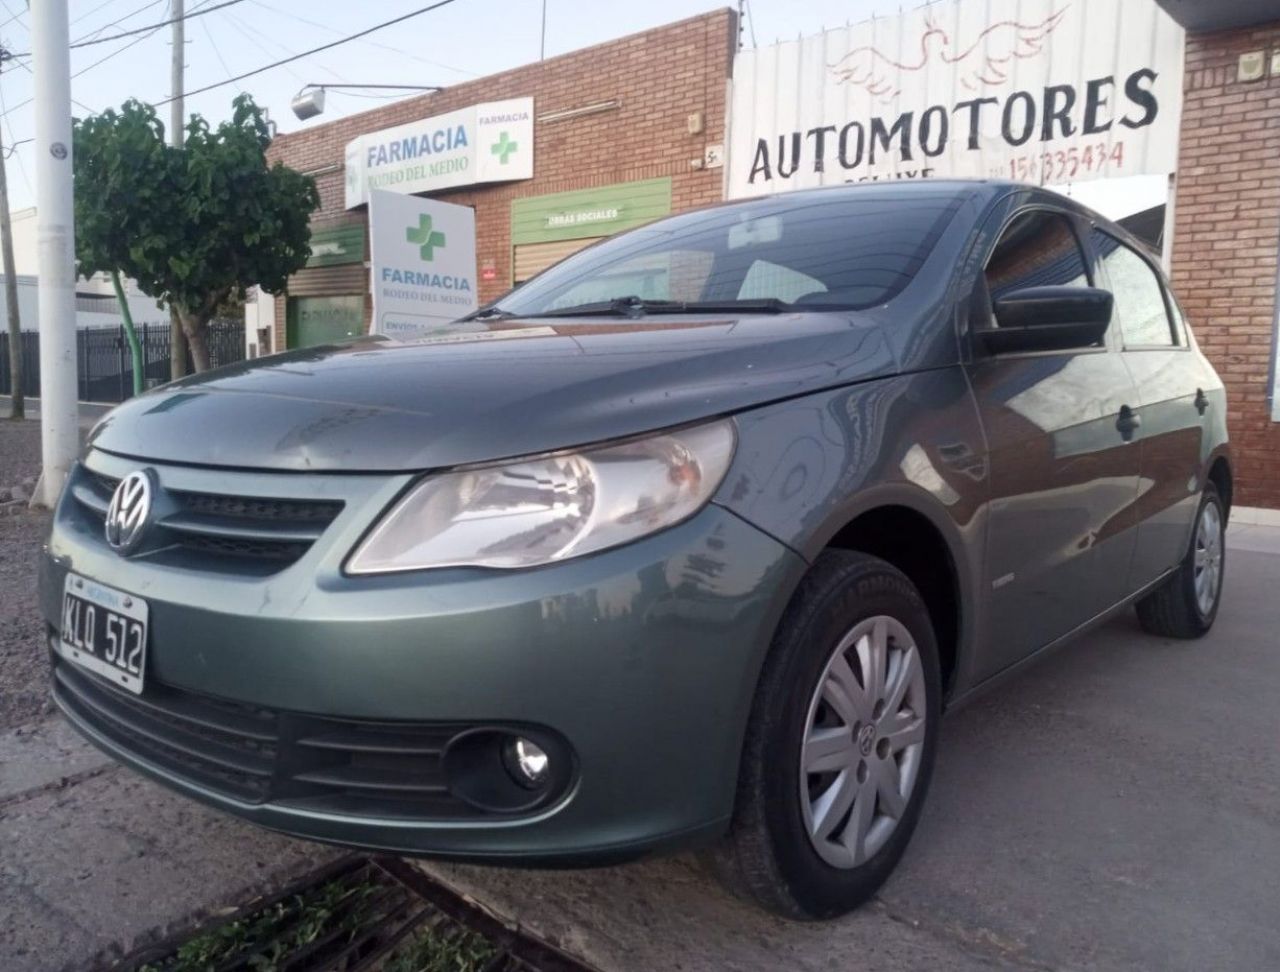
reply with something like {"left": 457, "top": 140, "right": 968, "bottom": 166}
{"left": 491, "top": 131, "right": 518, "bottom": 165}
{"left": 406, "top": 214, "right": 446, "bottom": 261}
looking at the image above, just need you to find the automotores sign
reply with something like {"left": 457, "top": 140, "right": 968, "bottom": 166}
{"left": 727, "top": 0, "right": 1184, "bottom": 198}
{"left": 368, "top": 190, "right": 478, "bottom": 338}
{"left": 345, "top": 97, "right": 534, "bottom": 208}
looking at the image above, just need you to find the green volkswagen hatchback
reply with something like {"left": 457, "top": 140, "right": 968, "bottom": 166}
{"left": 42, "top": 181, "right": 1231, "bottom": 918}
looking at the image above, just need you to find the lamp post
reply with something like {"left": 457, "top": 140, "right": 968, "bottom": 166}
{"left": 290, "top": 84, "right": 443, "bottom": 121}
{"left": 32, "top": 0, "right": 78, "bottom": 507}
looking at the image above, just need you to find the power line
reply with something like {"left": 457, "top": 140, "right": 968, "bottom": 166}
{"left": 0, "top": 83, "right": 30, "bottom": 193}
{"left": 3, "top": 47, "right": 97, "bottom": 113}
{"left": 220, "top": 10, "right": 354, "bottom": 90}
{"left": 8, "top": 0, "right": 247, "bottom": 57}
{"left": 199, "top": 13, "right": 242, "bottom": 94}
{"left": 150, "top": 0, "right": 462, "bottom": 108}
{"left": 73, "top": 0, "right": 168, "bottom": 44}
{"left": 0, "top": 8, "right": 171, "bottom": 119}
{"left": 0, "top": 0, "right": 24, "bottom": 32}
{"left": 220, "top": 8, "right": 307, "bottom": 84}
{"left": 249, "top": 0, "right": 476, "bottom": 78}
{"left": 72, "top": 0, "right": 132, "bottom": 27}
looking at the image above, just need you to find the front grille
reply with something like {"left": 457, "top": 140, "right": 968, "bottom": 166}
{"left": 172, "top": 491, "right": 344, "bottom": 524}
{"left": 53, "top": 658, "right": 488, "bottom": 820}
{"left": 71, "top": 467, "right": 342, "bottom": 572}
{"left": 54, "top": 656, "right": 277, "bottom": 801}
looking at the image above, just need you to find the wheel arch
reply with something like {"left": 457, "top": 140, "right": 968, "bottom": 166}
{"left": 806, "top": 487, "right": 976, "bottom": 701}
{"left": 1207, "top": 452, "right": 1233, "bottom": 517}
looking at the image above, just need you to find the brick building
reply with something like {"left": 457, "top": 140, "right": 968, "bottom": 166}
{"left": 259, "top": 9, "right": 736, "bottom": 355}
{"left": 1159, "top": 0, "right": 1280, "bottom": 509}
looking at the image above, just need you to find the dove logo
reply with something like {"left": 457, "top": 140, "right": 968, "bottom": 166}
{"left": 828, "top": 8, "right": 1071, "bottom": 102}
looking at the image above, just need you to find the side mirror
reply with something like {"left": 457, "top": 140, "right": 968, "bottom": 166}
{"left": 980, "top": 285, "right": 1113, "bottom": 355}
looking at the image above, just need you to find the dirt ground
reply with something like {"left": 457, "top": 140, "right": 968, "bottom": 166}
{"left": 0, "top": 420, "right": 44, "bottom": 488}
{"left": 0, "top": 421, "right": 55, "bottom": 730}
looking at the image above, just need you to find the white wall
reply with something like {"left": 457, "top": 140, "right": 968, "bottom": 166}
{"left": 9, "top": 207, "right": 152, "bottom": 300}
{"left": 244, "top": 288, "right": 276, "bottom": 358}
{"left": 1, "top": 275, "right": 166, "bottom": 332}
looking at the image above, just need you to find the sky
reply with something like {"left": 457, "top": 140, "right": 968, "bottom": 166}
{"left": 0, "top": 0, "right": 1165, "bottom": 217}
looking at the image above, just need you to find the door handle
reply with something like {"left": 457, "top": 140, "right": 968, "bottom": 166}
{"left": 1194, "top": 388, "right": 1209, "bottom": 416}
{"left": 1116, "top": 405, "right": 1141, "bottom": 441}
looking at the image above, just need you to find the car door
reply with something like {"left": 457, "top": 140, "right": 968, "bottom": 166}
{"left": 1091, "top": 229, "right": 1211, "bottom": 591}
{"left": 965, "top": 206, "right": 1142, "bottom": 681}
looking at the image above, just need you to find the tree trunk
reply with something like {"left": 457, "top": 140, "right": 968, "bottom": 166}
{"left": 169, "top": 306, "right": 188, "bottom": 380}
{"left": 110, "top": 270, "right": 144, "bottom": 396}
{"left": 179, "top": 309, "right": 211, "bottom": 372}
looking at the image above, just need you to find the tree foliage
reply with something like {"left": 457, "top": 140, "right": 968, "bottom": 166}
{"left": 73, "top": 95, "right": 318, "bottom": 371}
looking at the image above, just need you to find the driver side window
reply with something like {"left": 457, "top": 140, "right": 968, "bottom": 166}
{"left": 984, "top": 211, "right": 1090, "bottom": 309}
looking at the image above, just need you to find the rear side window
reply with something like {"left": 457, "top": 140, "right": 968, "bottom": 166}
{"left": 985, "top": 211, "right": 1089, "bottom": 303}
{"left": 1093, "top": 231, "right": 1176, "bottom": 347}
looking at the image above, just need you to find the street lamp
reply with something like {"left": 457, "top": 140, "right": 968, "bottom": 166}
{"left": 290, "top": 84, "right": 444, "bottom": 121}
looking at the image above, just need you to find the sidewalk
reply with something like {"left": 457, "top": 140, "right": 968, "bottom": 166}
{"left": 3, "top": 518, "right": 1278, "bottom": 971}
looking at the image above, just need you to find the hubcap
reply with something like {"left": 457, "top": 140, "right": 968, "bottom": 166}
{"left": 800, "top": 615, "right": 926, "bottom": 869}
{"left": 1193, "top": 501, "right": 1223, "bottom": 618}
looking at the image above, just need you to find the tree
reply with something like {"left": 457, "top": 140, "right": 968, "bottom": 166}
{"left": 74, "top": 95, "right": 318, "bottom": 374}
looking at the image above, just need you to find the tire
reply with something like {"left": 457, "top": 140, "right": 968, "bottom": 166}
{"left": 710, "top": 550, "right": 942, "bottom": 920}
{"left": 1135, "top": 484, "right": 1226, "bottom": 639}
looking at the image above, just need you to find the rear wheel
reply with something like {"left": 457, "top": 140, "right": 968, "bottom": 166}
{"left": 711, "top": 551, "right": 941, "bottom": 920}
{"left": 1135, "top": 484, "right": 1226, "bottom": 639}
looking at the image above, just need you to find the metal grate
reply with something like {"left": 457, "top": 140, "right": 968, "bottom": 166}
{"left": 110, "top": 855, "right": 597, "bottom": 972}
{"left": 53, "top": 655, "right": 493, "bottom": 820}
{"left": 173, "top": 491, "right": 345, "bottom": 524}
{"left": 54, "top": 659, "right": 279, "bottom": 802}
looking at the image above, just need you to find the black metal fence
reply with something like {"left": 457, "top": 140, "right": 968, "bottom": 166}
{"left": 0, "top": 319, "right": 245, "bottom": 404}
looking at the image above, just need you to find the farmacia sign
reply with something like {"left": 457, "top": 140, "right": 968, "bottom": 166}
{"left": 345, "top": 97, "right": 534, "bottom": 208}
{"left": 368, "top": 190, "right": 478, "bottom": 339}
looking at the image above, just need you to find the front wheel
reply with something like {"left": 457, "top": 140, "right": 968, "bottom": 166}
{"left": 711, "top": 551, "right": 941, "bottom": 920}
{"left": 1135, "top": 483, "right": 1226, "bottom": 639}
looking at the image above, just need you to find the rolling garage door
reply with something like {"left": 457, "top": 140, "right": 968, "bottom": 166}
{"left": 513, "top": 237, "right": 604, "bottom": 285}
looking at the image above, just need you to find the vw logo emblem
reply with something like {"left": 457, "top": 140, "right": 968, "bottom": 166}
{"left": 105, "top": 470, "right": 155, "bottom": 554}
{"left": 857, "top": 723, "right": 877, "bottom": 757}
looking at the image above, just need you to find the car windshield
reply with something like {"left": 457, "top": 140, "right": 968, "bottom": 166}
{"left": 485, "top": 187, "right": 966, "bottom": 320}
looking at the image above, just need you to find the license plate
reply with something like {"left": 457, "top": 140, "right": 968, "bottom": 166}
{"left": 58, "top": 573, "right": 149, "bottom": 695}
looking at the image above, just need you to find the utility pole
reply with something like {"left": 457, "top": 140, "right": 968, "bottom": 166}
{"left": 168, "top": 0, "right": 188, "bottom": 379}
{"left": 0, "top": 49, "right": 23, "bottom": 419}
{"left": 32, "top": 0, "right": 78, "bottom": 506}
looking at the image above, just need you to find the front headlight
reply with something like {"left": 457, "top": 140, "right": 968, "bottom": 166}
{"left": 346, "top": 419, "right": 736, "bottom": 574}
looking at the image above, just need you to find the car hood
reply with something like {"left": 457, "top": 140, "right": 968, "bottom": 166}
{"left": 87, "top": 313, "right": 898, "bottom": 472}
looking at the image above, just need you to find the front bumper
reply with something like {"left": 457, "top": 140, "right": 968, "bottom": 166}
{"left": 41, "top": 451, "right": 806, "bottom": 864}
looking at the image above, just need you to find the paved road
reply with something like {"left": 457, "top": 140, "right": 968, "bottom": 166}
{"left": 3, "top": 525, "right": 1277, "bottom": 970}
{"left": 422, "top": 525, "right": 1280, "bottom": 971}
{"left": 0, "top": 397, "right": 113, "bottom": 430}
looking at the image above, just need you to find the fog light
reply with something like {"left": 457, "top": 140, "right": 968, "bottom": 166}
{"left": 504, "top": 736, "right": 550, "bottom": 788}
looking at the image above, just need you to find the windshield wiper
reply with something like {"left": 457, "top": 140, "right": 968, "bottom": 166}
{"left": 644, "top": 298, "right": 793, "bottom": 315}
{"left": 523, "top": 296, "right": 684, "bottom": 318}
{"left": 523, "top": 296, "right": 793, "bottom": 318}
{"left": 459, "top": 306, "right": 518, "bottom": 321}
